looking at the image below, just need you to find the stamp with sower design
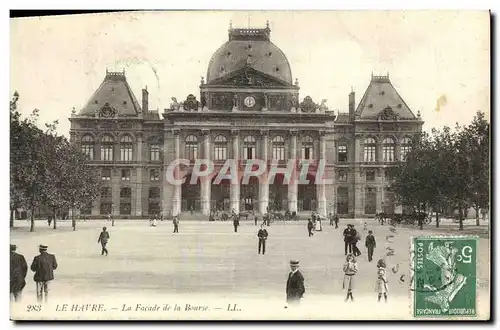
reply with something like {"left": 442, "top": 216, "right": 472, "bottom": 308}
{"left": 411, "top": 236, "right": 477, "bottom": 317}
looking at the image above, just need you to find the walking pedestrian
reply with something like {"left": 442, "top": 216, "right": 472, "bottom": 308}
{"left": 30, "top": 245, "right": 58, "bottom": 303}
{"left": 10, "top": 244, "right": 27, "bottom": 302}
{"left": 365, "top": 230, "right": 376, "bottom": 262}
{"left": 97, "top": 227, "right": 110, "bottom": 256}
{"left": 343, "top": 254, "right": 357, "bottom": 302}
{"left": 376, "top": 259, "right": 388, "bottom": 302}
{"left": 233, "top": 215, "right": 240, "bottom": 233}
{"left": 329, "top": 212, "right": 334, "bottom": 226}
{"left": 343, "top": 224, "right": 353, "bottom": 255}
{"left": 173, "top": 216, "right": 179, "bottom": 233}
{"left": 286, "top": 260, "right": 305, "bottom": 306}
{"left": 334, "top": 214, "right": 339, "bottom": 229}
{"left": 307, "top": 219, "right": 314, "bottom": 237}
{"left": 254, "top": 215, "right": 258, "bottom": 226}
{"left": 257, "top": 224, "right": 268, "bottom": 255}
{"left": 352, "top": 229, "right": 361, "bottom": 257}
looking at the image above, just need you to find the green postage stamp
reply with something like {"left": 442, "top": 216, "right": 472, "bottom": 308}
{"left": 412, "top": 236, "right": 478, "bottom": 318}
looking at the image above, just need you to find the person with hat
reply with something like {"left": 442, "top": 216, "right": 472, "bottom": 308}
{"left": 365, "top": 230, "right": 377, "bottom": 262}
{"left": 10, "top": 244, "right": 28, "bottom": 302}
{"left": 257, "top": 223, "right": 268, "bottom": 255}
{"left": 307, "top": 219, "right": 314, "bottom": 237}
{"left": 30, "top": 245, "right": 58, "bottom": 303}
{"left": 173, "top": 216, "right": 179, "bottom": 233}
{"left": 286, "top": 260, "right": 305, "bottom": 306}
{"left": 343, "top": 224, "right": 353, "bottom": 255}
{"left": 97, "top": 227, "right": 110, "bottom": 255}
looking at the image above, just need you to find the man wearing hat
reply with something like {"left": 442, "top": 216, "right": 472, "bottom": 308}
{"left": 257, "top": 223, "right": 268, "bottom": 255}
{"left": 10, "top": 244, "right": 28, "bottom": 302}
{"left": 30, "top": 245, "right": 58, "bottom": 303}
{"left": 343, "top": 224, "right": 355, "bottom": 255}
{"left": 97, "top": 227, "right": 110, "bottom": 255}
{"left": 286, "top": 260, "right": 305, "bottom": 306}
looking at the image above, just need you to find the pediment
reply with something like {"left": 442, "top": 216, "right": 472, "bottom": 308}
{"left": 205, "top": 67, "right": 295, "bottom": 88}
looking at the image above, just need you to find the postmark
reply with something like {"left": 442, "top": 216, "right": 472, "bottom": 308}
{"left": 411, "top": 236, "right": 478, "bottom": 317}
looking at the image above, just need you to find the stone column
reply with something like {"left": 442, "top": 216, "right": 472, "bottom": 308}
{"left": 376, "top": 187, "right": 383, "bottom": 214}
{"left": 258, "top": 130, "right": 269, "bottom": 214}
{"left": 354, "top": 185, "right": 364, "bottom": 217}
{"left": 112, "top": 167, "right": 120, "bottom": 216}
{"left": 316, "top": 132, "right": 327, "bottom": 216}
{"left": 230, "top": 130, "right": 240, "bottom": 214}
{"left": 135, "top": 134, "right": 143, "bottom": 217}
{"left": 200, "top": 129, "right": 211, "bottom": 216}
{"left": 172, "top": 130, "right": 182, "bottom": 216}
{"left": 287, "top": 130, "right": 298, "bottom": 213}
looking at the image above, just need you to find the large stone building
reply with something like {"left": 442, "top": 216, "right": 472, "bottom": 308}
{"left": 69, "top": 24, "right": 423, "bottom": 218}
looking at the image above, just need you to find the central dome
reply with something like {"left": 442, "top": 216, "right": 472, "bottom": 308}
{"left": 206, "top": 25, "right": 293, "bottom": 84}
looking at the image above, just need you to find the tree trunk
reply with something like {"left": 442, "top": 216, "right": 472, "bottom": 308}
{"left": 10, "top": 209, "right": 14, "bottom": 228}
{"left": 435, "top": 210, "right": 440, "bottom": 228}
{"left": 53, "top": 207, "right": 57, "bottom": 229}
{"left": 458, "top": 204, "right": 464, "bottom": 231}
{"left": 30, "top": 195, "right": 35, "bottom": 232}
{"left": 475, "top": 206, "right": 480, "bottom": 226}
{"left": 418, "top": 203, "right": 423, "bottom": 230}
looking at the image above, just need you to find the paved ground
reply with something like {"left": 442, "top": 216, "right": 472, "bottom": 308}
{"left": 10, "top": 218, "right": 490, "bottom": 320}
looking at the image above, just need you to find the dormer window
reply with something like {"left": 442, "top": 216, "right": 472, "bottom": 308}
{"left": 220, "top": 66, "right": 225, "bottom": 73}
{"left": 275, "top": 66, "right": 280, "bottom": 72}
{"left": 123, "top": 101, "right": 127, "bottom": 105}
{"left": 226, "top": 51, "right": 231, "bottom": 57}
{"left": 397, "top": 104, "right": 402, "bottom": 108}
{"left": 266, "top": 51, "right": 272, "bottom": 57}
{"left": 368, "top": 104, "right": 373, "bottom": 108}
{"left": 94, "top": 100, "right": 98, "bottom": 104}
{"left": 380, "top": 91, "right": 385, "bottom": 95}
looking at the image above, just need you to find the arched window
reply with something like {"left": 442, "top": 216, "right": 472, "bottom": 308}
{"left": 81, "top": 135, "right": 94, "bottom": 160}
{"left": 185, "top": 135, "right": 198, "bottom": 160}
{"left": 101, "top": 135, "right": 114, "bottom": 161}
{"left": 364, "top": 137, "right": 376, "bottom": 162}
{"left": 382, "top": 137, "right": 395, "bottom": 162}
{"left": 301, "top": 136, "right": 314, "bottom": 160}
{"left": 400, "top": 137, "right": 412, "bottom": 161}
{"left": 214, "top": 135, "right": 227, "bottom": 161}
{"left": 120, "top": 135, "right": 133, "bottom": 161}
{"left": 272, "top": 136, "right": 285, "bottom": 161}
{"left": 150, "top": 143, "right": 160, "bottom": 161}
{"left": 243, "top": 136, "right": 256, "bottom": 160}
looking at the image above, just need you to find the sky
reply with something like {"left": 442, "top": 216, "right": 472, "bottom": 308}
{"left": 10, "top": 11, "right": 490, "bottom": 137}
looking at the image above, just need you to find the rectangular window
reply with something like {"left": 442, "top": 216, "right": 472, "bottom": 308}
{"left": 81, "top": 145, "right": 94, "bottom": 160}
{"left": 214, "top": 145, "right": 227, "bottom": 161}
{"left": 121, "top": 169, "right": 131, "bottom": 181}
{"left": 364, "top": 146, "right": 376, "bottom": 162}
{"left": 401, "top": 146, "right": 411, "bottom": 161}
{"left": 366, "top": 170, "right": 376, "bottom": 181}
{"left": 272, "top": 146, "right": 285, "bottom": 161}
{"left": 102, "top": 168, "right": 111, "bottom": 181}
{"left": 150, "top": 144, "right": 160, "bottom": 161}
{"left": 150, "top": 169, "right": 160, "bottom": 181}
{"left": 302, "top": 147, "right": 313, "bottom": 160}
{"left": 185, "top": 145, "right": 198, "bottom": 160}
{"left": 338, "top": 145, "right": 347, "bottom": 162}
{"left": 383, "top": 146, "right": 395, "bottom": 162}
{"left": 100, "top": 187, "right": 112, "bottom": 199}
{"left": 120, "top": 203, "right": 131, "bottom": 215}
{"left": 120, "top": 146, "right": 133, "bottom": 161}
{"left": 101, "top": 146, "right": 113, "bottom": 161}
{"left": 244, "top": 147, "right": 255, "bottom": 160}
{"left": 100, "top": 202, "right": 112, "bottom": 215}
{"left": 338, "top": 171, "right": 348, "bottom": 182}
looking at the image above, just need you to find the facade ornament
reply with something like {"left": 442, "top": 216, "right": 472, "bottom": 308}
{"left": 183, "top": 94, "right": 199, "bottom": 111}
{"left": 201, "top": 129, "right": 210, "bottom": 136}
{"left": 171, "top": 128, "right": 181, "bottom": 136}
{"left": 417, "top": 110, "right": 421, "bottom": 118}
{"left": 232, "top": 94, "right": 239, "bottom": 111}
{"left": 201, "top": 76, "right": 205, "bottom": 85}
{"left": 299, "top": 96, "right": 318, "bottom": 113}
{"left": 71, "top": 107, "right": 76, "bottom": 116}
{"left": 378, "top": 106, "right": 396, "bottom": 120}
{"left": 294, "top": 78, "right": 299, "bottom": 87}
{"left": 290, "top": 129, "right": 299, "bottom": 136}
{"left": 259, "top": 129, "right": 269, "bottom": 136}
{"left": 201, "top": 92, "right": 208, "bottom": 111}
{"left": 319, "top": 99, "right": 329, "bottom": 112}
{"left": 170, "top": 97, "right": 180, "bottom": 111}
{"left": 262, "top": 93, "right": 268, "bottom": 112}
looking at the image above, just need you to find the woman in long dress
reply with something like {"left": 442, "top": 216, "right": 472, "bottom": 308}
{"left": 377, "top": 259, "right": 389, "bottom": 302}
{"left": 343, "top": 254, "right": 358, "bottom": 302}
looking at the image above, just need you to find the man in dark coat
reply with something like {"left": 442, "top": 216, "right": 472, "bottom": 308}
{"left": 233, "top": 215, "right": 240, "bottom": 233}
{"left": 257, "top": 224, "right": 268, "bottom": 255}
{"left": 334, "top": 214, "right": 340, "bottom": 229}
{"left": 173, "top": 216, "right": 179, "bottom": 233}
{"left": 286, "top": 260, "right": 305, "bottom": 306}
{"left": 307, "top": 219, "right": 314, "bottom": 237}
{"left": 10, "top": 244, "right": 27, "bottom": 302}
{"left": 97, "top": 227, "right": 110, "bottom": 255}
{"left": 343, "top": 224, "right": 353, "bottom": 255}
{"left": 365, "top": 230, "right": 376, "bottom": 262}
{"left": 30, "top": 245, "right": 58, "bottom": 303}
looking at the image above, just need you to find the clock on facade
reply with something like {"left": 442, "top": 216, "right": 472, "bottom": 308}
{"left": 244, "top": 96, "right": 256, "bottom": 108}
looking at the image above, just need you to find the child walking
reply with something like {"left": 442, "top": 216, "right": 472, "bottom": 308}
{"left": 377, "top": 259, "right": 388, "bottom": 302}
{"left": 343, "top": 254, "right": 358, "bottom": 302}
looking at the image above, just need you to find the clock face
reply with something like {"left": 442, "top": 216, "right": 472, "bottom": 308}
{"left": 244, "top": 96, "right": 256, "bottom": 108}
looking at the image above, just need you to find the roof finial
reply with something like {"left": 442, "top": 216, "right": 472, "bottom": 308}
{"left": 266, "top": 20, "right": 270, "bottom": 29}
{"left": 106, "top": 67, "right": 109, "bottom": 74}
{"left": 229, "top": 20, "right": 233, "bottom": 30}
{"left": 123, "top": 67, "right": 125, "bottom": 74}
{"left": 351, "top": 85, "right": 354, "bottom": 93}
{"left": 294, "top": 78, "right": 299, "bottom": 87}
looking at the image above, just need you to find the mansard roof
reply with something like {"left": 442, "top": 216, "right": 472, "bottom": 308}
{"left": 355, "top": 74, "right": 416, "bottom": 120}
{"left": 79, "top": 70, "right": 142, "bottom": 117}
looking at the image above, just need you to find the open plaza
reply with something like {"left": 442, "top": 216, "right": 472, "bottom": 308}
{"left": 10, "top": 217, "right": 489, "bottom": 320}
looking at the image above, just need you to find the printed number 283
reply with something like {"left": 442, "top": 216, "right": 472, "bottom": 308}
{"left": 456, "top": 246, "right": 473, "bottom": 263}
{"left": 26, "top": 304, "right": 41, "bottom": 312}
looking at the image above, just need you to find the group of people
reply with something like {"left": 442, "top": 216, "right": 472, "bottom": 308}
{"left": 10, "top": 244, "right": 58, "bottom": 303}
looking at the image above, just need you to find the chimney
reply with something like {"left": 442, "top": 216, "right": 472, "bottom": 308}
{"left": 142, "top": 86, "right": 149, "bottom": 112}
{"left": 349, "top": 89, "right": 355, "bottom": 119}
